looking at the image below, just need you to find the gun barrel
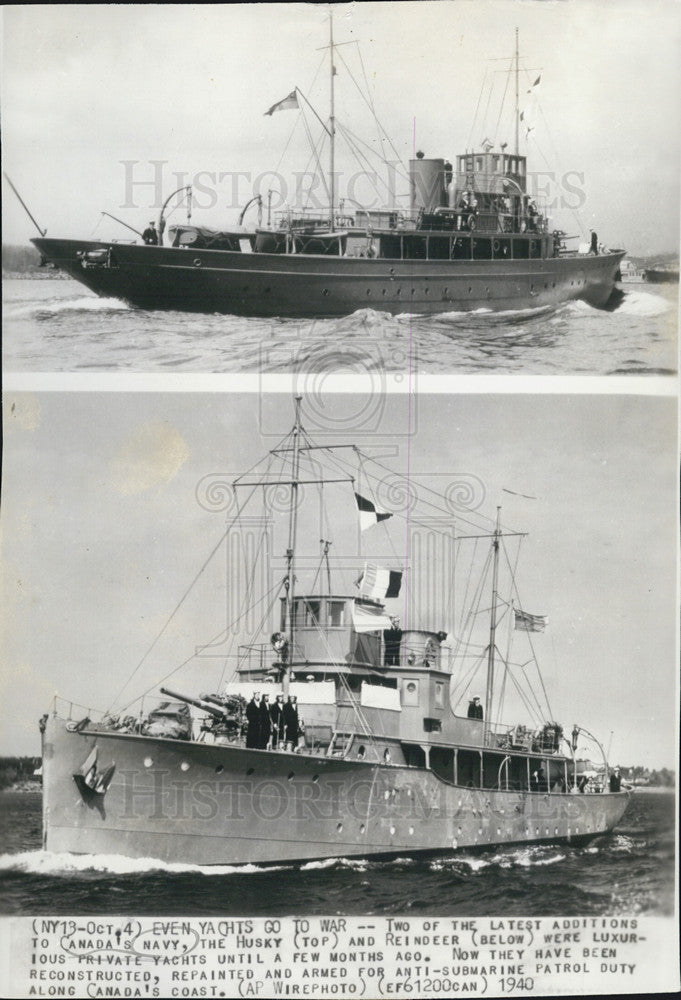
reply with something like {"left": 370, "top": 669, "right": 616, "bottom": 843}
{"left": 160, "top": 686, "right": 225, "bottom": 718}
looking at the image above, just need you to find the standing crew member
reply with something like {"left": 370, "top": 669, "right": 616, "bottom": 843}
{"left": 467, "top": 696, "right": 483, "bottom": 719}
{"left": 283, "top": 695, "right": 300, "bottom": 751}
{"left": 142, "top": 221, "right": 158, "bottom": 246}
{"left": 259, "top": 693, "right": 272, "bottom": 749}
{"left": 270, "top": 694, "right": 285, "bottom": 748}
{"left": 245, "top": 692, "right": 260, "bottom": 748}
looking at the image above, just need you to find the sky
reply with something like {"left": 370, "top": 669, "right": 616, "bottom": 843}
{"left": 2, "top": 0, "right": 680, "bottom": 256}
{"left": 1, "top": 389, "right": 677, "bottom": 770}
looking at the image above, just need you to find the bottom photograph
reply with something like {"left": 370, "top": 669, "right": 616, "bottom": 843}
{"left": 0, "top": 390, "right": 676, "bottom": 970}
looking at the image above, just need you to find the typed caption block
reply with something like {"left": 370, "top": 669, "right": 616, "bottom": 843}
{"left": 2, "top": 915, "right": 678, "bottom": 998}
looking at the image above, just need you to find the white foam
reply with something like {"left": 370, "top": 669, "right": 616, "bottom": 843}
{"left": 0, "top": 849, "right": 286, "bottom": 876}
{"left": 617, "top": 290, "right": 673, "bottom": 317}
{"left": 37, "top": 296, "right": 130, "bottom": 315}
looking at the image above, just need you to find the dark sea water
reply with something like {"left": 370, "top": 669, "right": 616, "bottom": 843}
{"left": 2, "top": 278, "right": 677, "bottom": 375}
{"left": 0, "top": 791, "right": 674, "bottom": 917}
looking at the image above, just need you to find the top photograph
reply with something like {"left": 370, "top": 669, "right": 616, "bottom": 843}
{"left": 3, "top": 0, "right": 679, "bottom": 375}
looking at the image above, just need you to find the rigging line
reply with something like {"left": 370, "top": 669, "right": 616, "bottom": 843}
{"left": 336, "top": 120, "right": 411, "bottom": 185}
{"left": 272, "top": 53, "right": 326, "bottom": 178}
{"left": 450, "top": 651, "right": 487, "bottom": 708}
{"left": 467, "top": 66, "right": 488, "bottom": 149}
{"left": 336, "top": 123, "right": 394, "bottom": 204}
{"left": 493, "top": 58, "right": 514, "bottom": 141}
{"left": 119, "top": 575, "right": 289, "bottom": 713}
{"left": 354, "top": 449, "right": 500, "bottom": 534}
{"left": 503, "top": 660, "right": 545, "bottom": 727}
{"left": 334, "top": 45, "right": 406, "bottom": 173}
{"left": 106, "top": 525, "right": 231, "bottom": 713}
{"left": 356, "top": 43, "right": 388, "bottom": 168}
{"left": 120, "top": 580, "right": 283, "bottom": 712}
{"left": 479, "top": 65, "right": 498, "bottom": 143}
{"left": 224, "top": 575, "right": 289, "bottom": 688}
{"left": 315, "top": 445, "right": 495, "bottom": 536}
{"left": 450, "top": 549, "right": 495, "bottom": 684}
{"left": 218, "top": 496, "right": 272, "bottom": 688}
{"left": 501, "top": 535, "right": 553, "bottom": 720}
{"left": 299, "top": 109, "right": 331, "bottom": 206}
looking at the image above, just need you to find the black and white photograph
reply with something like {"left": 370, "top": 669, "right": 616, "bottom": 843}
{"left": 2, "top": 1, "right": 679, "bottom": 374}
{"left": 1, "top": 1, "right": 679, "bottom": 997}
{"left": 0, "top": 389, "right": 678, "bottom": 993}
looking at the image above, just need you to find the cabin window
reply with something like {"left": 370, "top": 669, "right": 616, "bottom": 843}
{"left": 434, "top": 682, "right": 444, "bottom": 707}
{"left": 402, "top": 679, "right": 420, "bottom": 707}
{"left": 473, "top": 239, "right": 492, "bottom": 260}
{"left": 402, "top": 744, "right": 426, "bottom": 768}
{"left": 492, "top": 155, "right": 500, "bottom": 171}
{"left": 482, "top": 751, "right": 510, "bottom": 790}
{"left": 457, "top": 749, "right": 481, "bottom": 788}
{"left": 513, "top": 239, "right": 530, "bottom": 259}
{"left": 430, "top": 746, "right": 454, "bottom": 783}
{"left": 328, "top": 601, "right": 345, "bottom": 627}
{"left": 476, "top": 157, "right": 483, "bottom": 171}
{"left": 423, "top": 717, "right": 442, "bottom": 733}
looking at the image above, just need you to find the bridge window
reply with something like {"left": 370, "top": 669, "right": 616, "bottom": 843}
{"left": 434, "top": 682, "right": 444, "bottom": 707}
{"left": 328, "top": 601, "right": 345, "bottom": 626}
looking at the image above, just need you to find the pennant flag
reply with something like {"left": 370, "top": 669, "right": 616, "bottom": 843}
{"left": 355, "top": 492, "right": 392, "bottom": 531}
{"left": 527, "top": 75, "right": 541, "bottom": 92}
{"left": 358, "top": 562, "right": 402, "bottom": 600}
{"left": 264, "top": 90, "right": 299, "bottom": 116}
{"left": 352, "top": 600, "right": 394, "bottom": 633}
{"left": 514, "top": 609, "right": 548, "bottom": 633}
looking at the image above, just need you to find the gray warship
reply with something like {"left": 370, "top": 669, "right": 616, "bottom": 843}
{"left": 40, "top": 398, "right": 630, "bottom": 865}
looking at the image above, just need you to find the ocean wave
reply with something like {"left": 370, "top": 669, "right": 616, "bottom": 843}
{"left": 0, "top": 850, "right": 287, "bottom": 877}
{"left": 8, "top": 296, "right": 131, "bottom": 319}
{"left": 617, "top": 290, "right": 673, "bottom": 317}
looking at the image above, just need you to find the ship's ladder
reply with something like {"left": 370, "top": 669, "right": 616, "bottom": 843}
{"left": 328, "top": 731, "right": 355, "bottom": 757}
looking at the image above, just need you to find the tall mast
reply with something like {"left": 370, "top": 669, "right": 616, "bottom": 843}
{"left": 484, "top": 506, "right": 502, "bottom": 739}
{"left": 514, "top": 27, "right": 519, "bottom": 156}
{"left": 329, "top": 9, "right": 336, "bottom": 232}
{"left": 283, "top": 395, "right": 303, "bottom": 697}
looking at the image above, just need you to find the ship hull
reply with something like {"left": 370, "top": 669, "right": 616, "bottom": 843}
{"left": 42, "top": 715, "right": 630, "bottom": 866}
{"left": 32, "top": 238, "right": 625, "bottom": 317}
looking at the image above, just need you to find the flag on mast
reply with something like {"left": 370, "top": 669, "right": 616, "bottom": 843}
{"left": 352, "top": 601, "right": 394, "bottom": 633}
{"left": 358, "top": 562, "right": 402, "bottom": 600}
{"left": 514, "top": 609, "right": 548, "bottom": 633}
{"left": 355, "top": 492, "right": 392, "bottom": 531}
{"left": 264, "top": 90, "right": 299, "bottom": 116}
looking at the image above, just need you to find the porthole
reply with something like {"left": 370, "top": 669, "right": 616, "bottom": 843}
{"left": 396, "top": 288, "right": 401, "bottom": 295}
{"left": 246, "top": 767, "right": 254, "bottom": 776}
{"left": 382, "top": 289, "right": 387, "bottom": 296}
{"left": 180, "top": 761, "right": 190, "bottom": 772}
{"left": 366, "top": 289, "right": 371, "bottom": 296}
{"left": 287, "top": 771, "right": 295, "bottom": 781}
{"left": 360, "top": 823, "right": 366, "bottom": 834}
{"left": 144, "top": 757, "right": 153, "bottom": 768}
{"left": 409, "top": 826, "right": 414, "bottom": 836}
{"left": 384, "top": 789, "right": 390, "bottom": 800}
{"left": 193, "top": 258, "right": 202, "bottom": 267}
{"left": 468, "top": 286, "right": 472, "bottom": 293}
{"left": 312, "top": 774, "right": 319, "bottom": 783}
{"left": 336, "top": 823, "right": 343, "bottom": 833}
{"left": 215, "top": 765, "right": 224, "bottom": 774}
{"left": 390, "top": 825, "right": 396, "bottom": 836}
{"left": 452, "top": 837, "right": 458, "bottom": 848}
{"left": 322, "top": 288, "right": 329, "bottom": 296}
